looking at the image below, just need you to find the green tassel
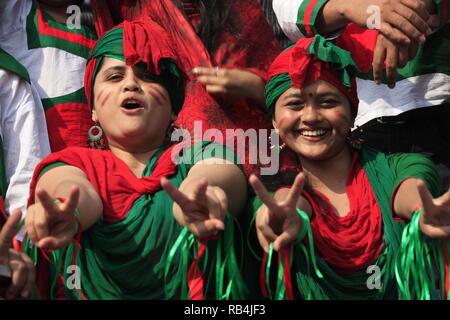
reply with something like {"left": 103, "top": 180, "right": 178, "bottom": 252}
{"left": 395, "top": 208, "right": 449, "bottom": 300}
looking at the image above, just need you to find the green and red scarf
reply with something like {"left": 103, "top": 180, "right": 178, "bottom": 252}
{"left": 84, "top": 18, "right": 185, "bottom": 113}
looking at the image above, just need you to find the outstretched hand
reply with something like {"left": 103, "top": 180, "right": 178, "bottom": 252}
{"left": 0, "top": 210, "right": 35, "bottom": 299}
{"left": 372, "top": 32, "right": 420, "bottom": 88}
{"left": 417, "top": 180, "right": 450, "bottom": 239}
{"left": 344, "top": 0, "right": 432, "bottom": 45}
{"left": 249, "top": 173, "right": 308, "bottom": 252}
{"left": 25, "top": 186, "right": 80, "bottom": 250}
{"left": 190, "top": 67, "right": 266, "bottom": 104}
{"left": 161, "top": 177, "right": 227, "bottom": 238}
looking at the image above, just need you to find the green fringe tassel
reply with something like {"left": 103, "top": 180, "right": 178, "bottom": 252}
{"left": 165, "top": 213, "right": 248, "bottom": 299}
{"left": 395, "top": 208, "right": 450, "bottom": 300}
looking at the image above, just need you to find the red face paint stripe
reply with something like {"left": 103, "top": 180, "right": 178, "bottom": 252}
{"left": 37, "top": 6, "right": 96, "bottom": 49}
{"left": 101, "top": 93, "right": 111, "bottom": 108}
{"left": 147, "top": 86, "right": 168, "bottom": 107}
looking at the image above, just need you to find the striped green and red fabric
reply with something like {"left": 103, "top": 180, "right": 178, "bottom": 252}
{"left": 20, "top": 141, "right": 247, "bottom": 299}
{"left": 296, "top": 0, "right": 330, "bottom": 37}
{"left": 25, "top": 1, "right": 97, "bottom": 151}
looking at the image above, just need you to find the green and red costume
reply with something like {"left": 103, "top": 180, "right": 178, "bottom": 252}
{"left": 17, "top": 20, "right": 247, "bottom": 300}
{"left": 0, "top": 1, "right": 97, "bottom": 151}
{"left": 89, "top": 0, "right": 297, "bottom": 176}
{"left": 253, "top": 36, "right": 450, "bottom": 300}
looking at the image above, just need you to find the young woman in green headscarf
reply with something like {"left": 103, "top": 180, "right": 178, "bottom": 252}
{"left": 248, "top": 36, "right": 450, "bottom": 300}
{"left": 19, "top": 18, "right": 249, "bottom": 300}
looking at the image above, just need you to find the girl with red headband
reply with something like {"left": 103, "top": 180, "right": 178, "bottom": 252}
{"left": 248, "top": 36, "right": 450, "bottom": 300}
{"left": 18, "top": 19, "right": 249, "bottom": 300}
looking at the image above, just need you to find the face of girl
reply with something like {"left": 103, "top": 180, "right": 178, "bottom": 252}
{"left": 273, "top": 79, "right": 354, "bottom": 162}
{"left": 92, "top": 57, "right": 176, "bottom": 152}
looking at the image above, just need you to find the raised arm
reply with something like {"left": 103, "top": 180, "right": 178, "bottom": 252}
{"left": 273, "top": 0, "right": 433, "bottom": 44}
{"left": 393, "top": 178, "right": 450, "bottom": 238}
{"left": 25, "top": 165, "right": 103, "bottom": 249}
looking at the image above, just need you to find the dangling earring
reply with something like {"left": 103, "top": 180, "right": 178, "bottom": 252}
{"left": 347, "top": 126, "right": 364, "bottom": 150}
{"left": 165, "top": 121, "right": 182, "bottom": 144}
{"left": 87, "top": 124, "right": 106, "bottom": 150}
{"left": 269, "top": 135, "right": 286, "bottom": 152}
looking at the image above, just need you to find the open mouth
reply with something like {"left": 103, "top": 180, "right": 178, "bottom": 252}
{"left": 298, "top": 128, "right": 328, "bottom": 137}
{"left": 121, "top": 99, "right": 144, "bottom": 110}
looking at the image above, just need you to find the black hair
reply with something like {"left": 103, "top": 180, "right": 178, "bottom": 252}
{"left": 172, "top": 0, "right": 234, "bottom": 53}
{"left": 78, "top": 0, "right": 95, "bottom": 32}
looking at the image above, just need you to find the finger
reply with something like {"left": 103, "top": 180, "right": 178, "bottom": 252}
{"left": 205, "top": 190, "right": 225, "bottom": 223}
{"left": 188, "top": 218, "right": 224, "bottom": 238}
{"left": 400, "top": 0, "right": 430, "bottom": 21}
{"left": 24, "top": 208, "right": 39, "bottom": 248}
{"left": 397, "top": 45, "right": 409, "bottom": 68}
{"left": 190, "top": 67, "right": 219, "bottom": 77}
{"left": 6, "top": 250, "right": 26, "bottom": 300}
{"left": 197, "top": 75, "right": 223, "bottom": 85}
{"left": 419, "top": 223, "right": 450, "bottom": 239}
{"left": 286, "top": 173, "right": 305, "bottom": 207}
{"left": 274, "top": 231, "right": 296, "bottom": 252}
{"left": 210, "top": 187, "right": 228, "bottom": 220}
{"left": 256, "top": 224, "right": 277, "bottom": 253}
{"left": 398, "top": 0, "right": 432, "bottom": 33}
{"left": 434, "top": 186, "right": 450, "bottom": 207}
{"left": 385, "top": 43, "right": 398, "bottom": 88}
{"left": 0, "top": 210, "right": 21, "bottom": 258}
{"left": 161, "top": 177, "right": 191, "bottom": 209}
{"left": 417, "top": 180, "right": 435, "bottom": 213}
{"left": 372, "top": 38, "right": 387, "bottom": 85}
{"left": 35, "top": 188, "right": 60, "bottom": 216}
{"left": 61, "top": 186, "right": 80, "bottom": 216}
{"left": 20, "top": 253, "right": 34, "bottom": 299}
{"left": 204, "top": 85, "right": 228, "bottom": 96}
{"left": 37, "top": 234, "right": 73, "bottom": 250}
{"left": 249, "top": 175, "right": 279, "bottom": 212}
{"left": 379, "top": 23, "right": 411, "bottom": 46}
{"left": 389, "top": 10, "right": 428, "bottom": 41}
{"left": 192, "top": 178, "right": 209, "bottom": 206}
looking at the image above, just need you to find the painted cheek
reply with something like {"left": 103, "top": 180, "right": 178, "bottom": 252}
{"left": 146, "top": 85, "right": 168, "bottom": 107}
{"left": 332, "top": 109, "right": 351, "bottom": 125}
{"left": 276, "top": 117, "right": 292, "bottom": 141}
{"left": 101, "top": 92, "right": 112, "bottom": 108}
{"left": 95, "top": 88, "right": 112, "bottom": 109}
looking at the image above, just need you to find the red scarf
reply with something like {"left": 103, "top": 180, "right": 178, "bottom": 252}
{"left": 303, "top": 151, "right": 384, "bottom": 274}
{"left": 27, "top": 145, "right": 179, "bottom": 222}
{"left": 90, "top": 0, "right": 291, "bottom": 177}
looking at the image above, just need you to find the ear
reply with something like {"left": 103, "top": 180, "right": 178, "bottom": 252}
{"left": 272, "top": 118, "right": 279, "bottom": 133}
{"left": 92, "top": 110, "right": 99, "bottom": 123}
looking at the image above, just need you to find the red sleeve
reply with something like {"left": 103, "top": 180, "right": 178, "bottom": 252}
{"left": 27, "top": 147, "right": 144, "bottom": 222}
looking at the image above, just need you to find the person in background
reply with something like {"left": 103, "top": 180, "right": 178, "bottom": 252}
{"left": 0, "top": 0, "right": 97, "bottom": 152}
{"left": 248, "top": 36, "right": 449, "bottom": 300}
{"left": 272, "top": 0, "right": 450, "bottom": 193}
{"left": 0, "top": 49, "right": 50, "bottom": 221}
{"left": 20, "top": 19, "right": 248, "bottom": 300}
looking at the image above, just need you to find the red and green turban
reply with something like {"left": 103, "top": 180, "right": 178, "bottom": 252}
{"left": 84, "top": 18, "right": 185, "bottom": 113}
{"left": 264, "top": 35, "right": 362, "bottom": 116}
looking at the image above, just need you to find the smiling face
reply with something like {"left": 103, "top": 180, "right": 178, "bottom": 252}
{"left": 273, "top": 79, "right": 354, "bottom": 162}
{"left": 92, "top": 57, "right": 176, "bottom": 152}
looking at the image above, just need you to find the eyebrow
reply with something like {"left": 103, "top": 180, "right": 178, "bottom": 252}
{"left": 315, "top": 92, "right": 341, "bottom": 99}
{"left": 101, "top": 66, "right": 126, "bottom": 74}
{"left": 283, "top": 93, "right": 302, "bottom": 100}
